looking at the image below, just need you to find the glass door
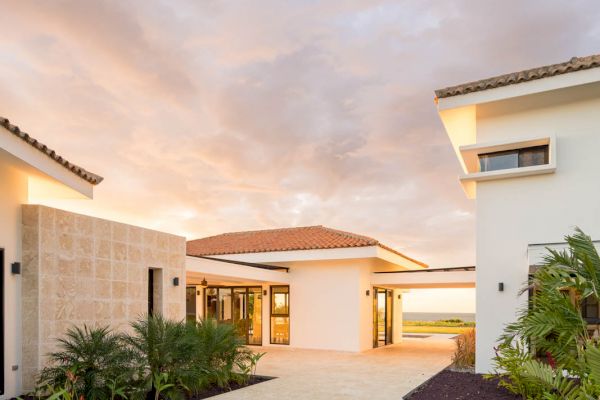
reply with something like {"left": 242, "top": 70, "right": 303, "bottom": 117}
{"left": 373, "top": 287, "right": 393, "bottom": 348}
{"left": 247, "top": 287, "right": 263, "bottom": 345}
{"left": 186, "top": 287, "right": 197, "bottom": 322}
{"left": 205, "top": 286, "right": 262, "bottom": 345}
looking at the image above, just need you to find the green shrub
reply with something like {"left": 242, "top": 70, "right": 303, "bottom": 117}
{"left": 491, "top": 228, "right": 600, "bottom": 398}
{"left": 187, "top": 319, "right": 256, "bottom": 388}
{"left": 37, "top": 325, "right": 138, "bottom": 400}
{"left": 126, "top": 314, "right": 201, "bottom": 399}
{"left": 451, "top": 328, "right": 475, "bottom": 369}
{"left": 34, "top": 315, "right": 265, "bottom": 399}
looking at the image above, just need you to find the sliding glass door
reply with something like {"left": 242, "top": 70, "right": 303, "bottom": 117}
{"left": 373, "top": 287, "right": 393, "bottom": 348}
{"left": 270, "top": 285, "right": 290, "bottom": 344}
{"left": 204, "top": 286, "right": 262, "bottom": 345}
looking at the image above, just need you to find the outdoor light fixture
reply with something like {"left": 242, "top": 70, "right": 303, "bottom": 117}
{"left": 11, "top": 262, "right": 21, "bottom": 275}
{"left": 173, "top": 277, "right": 180, "bottom": 286}
{"left": 366, "top": 289, "right": 370, "bottom": 296}
{"left": 200, "top": 277, "right": 208, "bottom": 287}
{"left": 263, "top": 289, "right": 268, "bottom": 296}
{"left": 498, "top": 282, "right": 504, "bottom": 292}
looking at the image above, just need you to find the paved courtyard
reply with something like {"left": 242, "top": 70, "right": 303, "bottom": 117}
{"left": 215, "top": 335, "right": 455, "bottom": 399}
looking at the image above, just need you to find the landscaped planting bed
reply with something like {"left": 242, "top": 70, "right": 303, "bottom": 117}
{"left": 188, "top": 375, "right": 274, "bottom": 399}
{"left": 404, "top": 369, "right": 519, "bottom": 400}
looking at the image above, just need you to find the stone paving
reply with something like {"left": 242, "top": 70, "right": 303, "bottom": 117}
{"left": 214, "top": 335, "right": 456, "bottom": 399}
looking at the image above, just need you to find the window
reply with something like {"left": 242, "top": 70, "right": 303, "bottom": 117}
{"left": 270, "top": 286, "right": 289, "bottom": 345}
{"left": 582, "top": 297, "right": 600, "bottom": 323}
{"left": 479, "top": 145, "right": 549, "bottom": 172}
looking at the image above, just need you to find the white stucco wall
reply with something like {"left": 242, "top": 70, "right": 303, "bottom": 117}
{"left": 0, "top": 152, "right": 27, "bottom": 398}
{"left": 286, "top": 261, "right": 362, "bottom": 351}
{"left": 473, "top": 82, "right": 600, "bottom": 372}
{"left": 186, "top": 254, "right": 414, "bottom": 352}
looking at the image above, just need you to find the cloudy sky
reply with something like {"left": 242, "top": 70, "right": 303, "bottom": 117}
{"left": 1, "top": 1, "right": 599, "bottom": 311}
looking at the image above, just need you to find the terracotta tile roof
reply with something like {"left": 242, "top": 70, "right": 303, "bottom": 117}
{"left": 0, "top": 117, "right": 103, "bottom": 185}
{"left": 435, "top": 54, "right": 600, "bottom": 99}
{"left": 187, "top": 225, "right": 428, "bottom": 267}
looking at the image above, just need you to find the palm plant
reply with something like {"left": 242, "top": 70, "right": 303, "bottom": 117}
{"left": 186, "top": 318, "right": 250, "bottom": 388}
{"left": 38, "top": 325, "right": 136, "bottom": 400}
{"left": 493, "top": 228, "right": 600, "bottom": 398}
{"left": 126, "top": 314, "right": 200, "bottom": 399}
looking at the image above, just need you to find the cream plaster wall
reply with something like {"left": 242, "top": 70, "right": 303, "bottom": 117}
{"left": 21, "top": 205, "right": 186, "bottom": 390}
{"left": 0, "top": 153, "right": 28, "bottom": 399}
{"left": 472, "top": 82, "right": 600, "bottom": 372}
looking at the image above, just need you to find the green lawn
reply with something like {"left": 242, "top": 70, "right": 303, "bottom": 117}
{"left": 403, "top": 325, "right": 474, "bottom": 334}
{"left": 403, "top": 319, "right": 475, "bottom": 335}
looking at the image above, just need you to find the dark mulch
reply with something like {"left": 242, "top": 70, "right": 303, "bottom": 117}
{"left": 188, "top": 375, "right": 275, "bottom": 399}
{"left": 14, "top": 376, "right": 275, "bottom": 400}
{"left": 404, "top": 369, "right": 520, "bottom": 400}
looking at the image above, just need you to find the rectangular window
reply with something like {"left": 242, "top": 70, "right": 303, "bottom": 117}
{"left": 479, "top": 145, "right": 549, "bottom": 172}
{"left": 270, "top": 286, "right": 289, "bottom": 345}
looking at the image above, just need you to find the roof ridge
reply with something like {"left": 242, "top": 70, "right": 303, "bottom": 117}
{"left": 0, "top": 117, "right": 104, "bottom": 185}
{"left": 188, "top": 225, "right": 324, "bottom": 242}
{"left": 186, "top": 225, "right": 428, "bottom": 268}
{"left": 318, "top": 226, "right": 378, "bottom": 244}
{"left": 435, "top": 54, "right": 600, "bottom": 99}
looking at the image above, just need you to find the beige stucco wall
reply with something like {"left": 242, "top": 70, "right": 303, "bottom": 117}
{"left": 21, "top": 205, "right": 186, "bottom": 390}
{"left": 0, "top": 152, "right": 28, "bottom": 399}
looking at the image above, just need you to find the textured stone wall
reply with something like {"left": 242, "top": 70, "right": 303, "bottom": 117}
{"left": 21, "top": 205, "right": 186, "bottom": 390}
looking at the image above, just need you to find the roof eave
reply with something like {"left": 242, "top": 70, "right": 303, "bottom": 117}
{"left": 437, "top": 66, "right": 600, "bottom": 111}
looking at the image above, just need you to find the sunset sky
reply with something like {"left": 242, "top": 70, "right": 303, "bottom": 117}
{"left": 2, "top": 1, "right": 599, "bottom": 313}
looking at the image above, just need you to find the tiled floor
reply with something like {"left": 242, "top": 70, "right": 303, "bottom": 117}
{"left": 214, "top": 335, "right": 455, "bottom": 399}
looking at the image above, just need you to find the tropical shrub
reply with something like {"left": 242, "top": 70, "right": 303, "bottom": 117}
{"left": 451, "top": 328, "right": 476, "bottom": 369}
{"left": 491, "top": 228, "right": 600, "bottom": 398}
{"left": 37, "top": 325, "right": 138, "bottom": 400}
{"left": 186, "top": 318, "right": 260, "bottom": 388}
{"left": 33, "top": 315, "right": 264, "bottom": 399}
{"left": 126, "top": 314, "right": 202, "bottom": 399}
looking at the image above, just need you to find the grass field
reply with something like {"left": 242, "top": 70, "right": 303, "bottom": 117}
{"left": 402, "top": 325, "right": 474, "bottom": 334}
{"left": 403, "top": 319, "right": 475, "bottom": 335}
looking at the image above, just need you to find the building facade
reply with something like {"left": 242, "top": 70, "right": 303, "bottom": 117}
{"left": 0, "top": 118, "right": 186, "bottom": 398}
{"left": 436, "top": 54, "right": 600, "bottom": 372}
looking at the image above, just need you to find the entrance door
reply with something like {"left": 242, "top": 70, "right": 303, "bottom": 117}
{"left": 205, "top": 286, "right": 262, "bottom": 345}
{"left": 373, "top": 287, "right": 393, "bottom": 348}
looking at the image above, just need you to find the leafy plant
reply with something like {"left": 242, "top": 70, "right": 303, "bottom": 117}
{"left": 126, "top": 314, "right": 200, "bottom": 398}
{"left": 38, "top": 325, "right": 137, "bottom": 400}
{"left": 186, "top": 318, "right": 251, "bottom": 388}
{"left": 451, "top": 328, "right": 475, "bottom": 369}
{"left": 491, "top": 228, "right": 600, "bottom": 398}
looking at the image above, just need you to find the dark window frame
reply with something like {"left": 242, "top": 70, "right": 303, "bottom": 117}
{"left": 269, "top": 285, "right": 290, "bottom": 345}
{"left": 479, "top": 145, "right": 549, "bottom": 172}
{"left": 203, "top": 285, "right": 263, "bottom": 346}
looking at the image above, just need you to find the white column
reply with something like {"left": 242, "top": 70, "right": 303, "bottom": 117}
{"left": 393, "top": 289, "right": 403, "bottom": 344}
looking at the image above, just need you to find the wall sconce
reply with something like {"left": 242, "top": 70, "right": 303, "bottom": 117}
{"left": 173, "top": 277, "right": 180, "bottom": 286}
{"left": 498, "top": 282, "right": 504, "bottom": 292}
{"left": 11, "top": 262, "right": 21, "bottom": 275}
{"left": 263, "top": 289, "right": 268, "bottom": 296}
{"left": 366, "top": 289, "right": 370, "bottom": 296}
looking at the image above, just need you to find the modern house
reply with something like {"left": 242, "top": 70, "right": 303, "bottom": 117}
{"left": 0, "top": 118, "right": 186, "bottom": 397}
{"left": 436, "top": 54, "right": 600, "bottom": 372}
{"left": 185, "top": 226, "right": 474, "bottom": 352}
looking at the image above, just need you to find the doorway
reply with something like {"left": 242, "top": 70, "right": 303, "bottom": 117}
{"left": 1, "top": 249, "right": 4, "bottom": 395}
{"left": 373, "top": 287, "right": 393, "bottom": 348}
{"left": 204, "top": 286, "right": 262, "bottom": 345}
